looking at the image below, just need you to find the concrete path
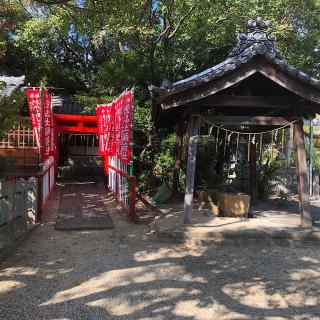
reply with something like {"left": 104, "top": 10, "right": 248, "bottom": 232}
{"left": 0, "top": 192, "right": 320, "bottom": 319}
{"left": 55, "top": 178, "right": 114, "bottom": 231}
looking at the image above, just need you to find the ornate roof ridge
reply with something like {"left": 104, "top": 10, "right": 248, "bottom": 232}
{"left": 228, "top": 17, "right": 280, "bottom": 59}
{"left": 149, "top": 17, "right": 320, "bottom": 98}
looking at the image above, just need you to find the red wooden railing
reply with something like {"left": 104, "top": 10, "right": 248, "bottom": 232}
{"left": 36, "top": 157, "right": 56, "bottom": 220}
{"left": 107, "top": 160, "right": 137, "bottom": 223}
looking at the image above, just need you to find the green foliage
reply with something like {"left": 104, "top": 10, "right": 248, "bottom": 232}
{"left": 5, "top": 0, "right": 320, "bottom": 87}
{"left": 0, "top": 1, "right": 27, "bottom": 60}
{"left": 304, "top": 138, "right": 320, "bottom": 169}
{"left": 258, "top": 162, "right": 283, "bottom": 200}
{"left": 153, "top": 133, "right": 176, "bottom": 184}
{"left": 0, "top": 89, "right": 25, "bottom": 139}
{"left": 2, "top": 0, "right": 320, "bottom": 192}
{"left": 195, "top": 135, "right": 220, "bottom": 188}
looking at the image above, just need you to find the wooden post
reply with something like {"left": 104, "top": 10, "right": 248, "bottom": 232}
{"left": 309, "top": 118, "right": 314, "bottom": 197}
{"left": 183, "top": 116, "right": 200, "bottom": 224}
{"left": 250, "top": 140, "right": 258, "bottom": 204}
{"left": 293, "top": 120, "right": 312, "bottom": 228}
{"left": 10, "top": 180, "right": 16, "bottom": 241}
{"left": 172, "top": 122, "right": 186, "bottom": 200}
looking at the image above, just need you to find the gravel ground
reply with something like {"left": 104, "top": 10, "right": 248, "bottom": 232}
{"left": 0, "top": 194, "right": 320, "bottom": 319}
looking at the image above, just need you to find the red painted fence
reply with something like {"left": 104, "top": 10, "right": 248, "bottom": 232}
{"left": 107, "top": 156, "right": 136, "bottom": 223}
{"left": 36, "top": 157, "right": 56, "bottom": 220}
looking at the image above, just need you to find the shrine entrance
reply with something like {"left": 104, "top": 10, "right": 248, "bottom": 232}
{"left": 52, "top": 112, "right": 101, "bottom": 176}
{"left": 50, "top": 113, "right": 113, "bottom": 229}
{"left": 58, "top": 132, "right": 98, "bottom": 164}
{"left": 50, "top": 91, "right": 136, "bottom": 226}
{"left": 63, "top": 133, "right": 99, "bottom": 157}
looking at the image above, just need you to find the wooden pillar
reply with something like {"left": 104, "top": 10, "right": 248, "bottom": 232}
{"left": 172, "top": 122, "right": 186, "bottom": 200}
{"left": 183, "top": 116, "right": 200, "bottom": 224}
{"left": 309, "top": 118, "right": 314, "bottom": 197}
{"left": 293, "top": 120, "right": 312, "bottom": 228}
{"left": 250, "top": 141, "right": 258, "bottom": 204}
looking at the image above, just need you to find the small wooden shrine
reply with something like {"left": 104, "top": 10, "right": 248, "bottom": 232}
{"left": 149, "top": 17, "right": 320, "bottom": 228}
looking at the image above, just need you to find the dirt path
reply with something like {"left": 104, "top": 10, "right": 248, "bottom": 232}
{"left": 0, "top": 190, "right": 320, "bottom": 319}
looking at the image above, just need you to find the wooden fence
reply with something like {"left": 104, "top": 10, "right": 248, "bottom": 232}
{"left": 0, "top": 122, "right": 37, "bottom": 149}
{"left": 0, "top": 121, "right": 39, "bottom": 172}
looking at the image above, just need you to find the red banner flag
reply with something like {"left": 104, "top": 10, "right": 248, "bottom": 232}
{"left": 26, "top": 87, "right": 55, "bottom": 161}
{"left": 97, "top": 103, "right": 116, "bottom": 156}
{"left": 42, "top": 88, "right": 54, "bottom": 161}
{"left": 97, "top": 91, "right": 133, "bottom": 163}
{"left": 26, "top": 88, "right": 41, "bottom": 150}
{"left": 116, "top": 91, "right": 133, "bottom": 164}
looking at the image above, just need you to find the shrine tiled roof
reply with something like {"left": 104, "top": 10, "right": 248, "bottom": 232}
{"left": 52, "top": 95, "right": 96, "bottom": 115}
{"left": 149, "top": 17, "right": 320, "bottom": 99}
{"left": 0, "top": 75, "right": 25, "bottom": 97}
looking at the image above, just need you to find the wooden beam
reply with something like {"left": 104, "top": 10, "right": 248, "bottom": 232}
{"left": 256, "top": 60, "right": 320, "bottom": 106}
{"left": 57, "top": 125, "right": 97, "bottom": 134}
{"left": 261, "top": 108, "right": 285, "bottom": 116}
{"left": 183, "top": 95, "right": 296, "bottom": 109}
{"left": 183, "top": 116, "right": 200, "bottom": 224}
{"left": 293, "top": 120, "right": 312, "bottom": 228}
{"left": 204, "top": 116, "right": 292, "bottom": 126}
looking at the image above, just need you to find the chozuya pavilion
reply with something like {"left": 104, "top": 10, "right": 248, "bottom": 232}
{"left": 149, "top": 17, "right": 320, "bottom": 228}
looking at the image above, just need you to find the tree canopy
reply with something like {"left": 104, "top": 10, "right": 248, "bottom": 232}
{"left": 1, "top": 0, "right": 320, "bottom": 90}
{"left": 1, "top": 0, "right": 320, "bottom": 190}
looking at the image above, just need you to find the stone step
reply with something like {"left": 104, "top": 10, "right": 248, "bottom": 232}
{"left": 154, "top": 227, "right": 320, "bottom": 246}
{"left": 58, "top": 156, "right": 103, "bottom": 179}
{"left": 67, "top": 156, "right": 103, "bottom": 168}
{"left": 59, "top": 166, "right": 103, "bottom": 176}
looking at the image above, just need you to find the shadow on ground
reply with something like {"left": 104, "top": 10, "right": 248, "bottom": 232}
{"left": 0, "top": 216, "right": 320, "bottom": 319}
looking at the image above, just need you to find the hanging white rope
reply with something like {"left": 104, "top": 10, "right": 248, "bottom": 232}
{"left": 199, "top": 115, "right": 302, "bottom": 163}
{"left": 199, "top": 115, "right": 302, "bottom": 136}
{"left": 270, "top": 131, "right": 274, "bottom": 160}
{"left": 235, "top": 132, "right": 240, "bottom": 160}
{"left": 247, "top": 134, "right": 251, "bottom": 162}
{"left": 224, "top": 130, "right": 228, "bottom": 156}
{"left": 251, "top": 134, "right": 256, "bottom": 145}
{"left": 259, "top": 133, "right": 263, "bottom": 161}
{"left": 215, "top": 127, "right": 220, "bottom": 154}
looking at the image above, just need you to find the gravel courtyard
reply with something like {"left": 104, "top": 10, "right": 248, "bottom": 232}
{"left": 0, "top": 199, "right": 320, "bottom": 320}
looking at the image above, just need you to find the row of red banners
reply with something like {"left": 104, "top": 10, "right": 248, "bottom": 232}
{"left": 97, "top": 91, "right": 133, "bottom": 164}
{"left": 26, "top": 88, "right": 55, "bottom": 162}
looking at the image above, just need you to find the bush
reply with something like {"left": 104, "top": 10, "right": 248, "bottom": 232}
{"left": 153, "top": 133, "right": 176, "bottom": 187}
{"left": 258, "top": 162, "right": 282, "bottom": 200}
{"left": 195, "top": 135, "right": 230, "bottom": 188}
